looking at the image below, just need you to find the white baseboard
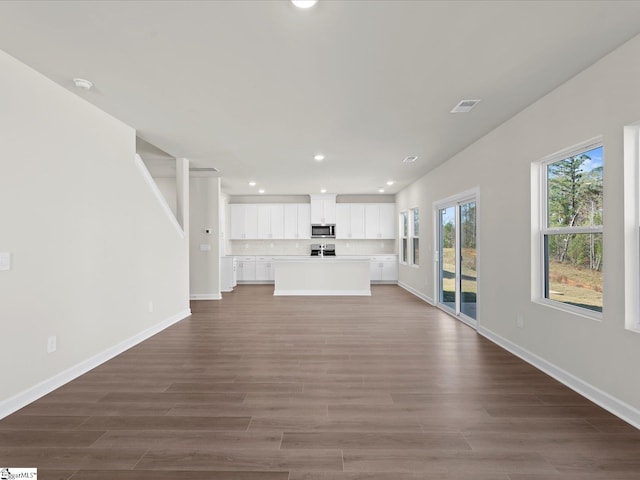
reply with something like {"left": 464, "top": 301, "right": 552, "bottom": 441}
{"left": 0, "top": 308, "right": 191, "bottom": 420}
{"left": 478, "top": 325, "right": 640, "bottom": 430}
{"left": 398, "top": 281, "right": 434, "bottom": 305}
{"left": 190, "top": 293, "right": 222, "bottom": 300}
{"left": 274, "top": 289, "right": 371, "bottom": 296}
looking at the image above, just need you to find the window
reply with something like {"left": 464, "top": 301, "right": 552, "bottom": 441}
{"left": 400, "top": 211, "right": 408, "bottom": 263}
{"left": 539, "top": 142, "right": 603, "bottom": 315}
{"left": 411, "top": 208, "right": 419, "bottom": 265}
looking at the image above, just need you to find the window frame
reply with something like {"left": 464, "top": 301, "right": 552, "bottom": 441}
{"left": 410, "top": 207, "right": 419, "bottom": 267}
{"left": 623, "top": 124, "right": 640, "bottom": 333}
{"left": 400, "top": 211, "right": 408, "bottom": 264}
{"left": 533, "top": 138, "right": 604, "bottom": 320}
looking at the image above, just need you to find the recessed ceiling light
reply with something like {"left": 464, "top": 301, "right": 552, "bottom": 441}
{"left": 386, "top": 180, "right": 394, "bottom": 186}
{"left": 403, "top": 156, "right": 418, "bottom": 163}
{"left": 258, "top": 189, "right": 265, "bottom": 194}
{"left": 248, "top": 181, "right": 256, "bottom": 187}
{"left": 314, "top": 154, "right": 325, "bottom": 162}
{"left": 320, "top": 188, "right": 327, "bottom": 193}
{"left": 292, "top": 0, "right": 317, "bottom": 8}
{"left": 451, "top": 99, "right": 481, "bottom": 113}
{"left": 378, "top": 188, "right": 385, "bottom": 193}
{"left": 73, "top": 78, "right": 93, "bottom": 90}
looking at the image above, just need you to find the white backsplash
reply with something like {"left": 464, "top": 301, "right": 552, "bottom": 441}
{"left": 229, "top": 239, "right": 396, "bottom": 256}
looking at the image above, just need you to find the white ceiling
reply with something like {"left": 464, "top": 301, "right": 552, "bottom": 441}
{"left": 2, "top": 1, "right": 640, "bottom": 195}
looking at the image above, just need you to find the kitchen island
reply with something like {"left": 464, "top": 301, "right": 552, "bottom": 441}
{"left": 273, "top": 257, "right": 371, "bottom": 296}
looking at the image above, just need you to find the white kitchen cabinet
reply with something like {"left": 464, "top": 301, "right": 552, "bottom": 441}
{"left": 336, "top": 204, "right": 366, "bottom": 239}
{"left": 230, "top": 204, "right": 258, "bottom": 239}
{"left": 365, "top": 203, "right": 396, "bottom": 239}
{"left": 258, "top": 204, "right": 285, "bottom": 239}
{"left": 235, "top": 256, "right": 256, "bottom": 282}
{"left": 221, "top": 256, "right": 237, "bottom": 292}
{"left": 255, "top": 256, "right": 276, "bottom": 281}
{"left": 370, "top": 255, "right": 398, "bottom": 283}
{"left": 284, "top": 204, "right": 311, "bottom": 239}
{"left": 310, "top": 194, "right": 336, "bottom": 225}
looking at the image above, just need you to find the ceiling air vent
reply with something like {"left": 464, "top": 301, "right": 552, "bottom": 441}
{"left": 450, "top": 99, "right": 481, "bottom": 113}
{"left": 403, "top": 155, "right": 418, "bottom": 163}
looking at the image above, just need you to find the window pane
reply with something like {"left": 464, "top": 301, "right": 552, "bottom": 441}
{"left": 460, "top": 202, "right": 476, "bottom": 319}
{"left": 544, "top": 233, "right": 603, "bottom": 312}
{"left": 402, "top": 212, "right": 408, "bottom": 237}
{"left": 412, "top": 238, "right": 419, "bottom": 265}
{"left": 547, "top": 146, "right": 603, "bottom": 228}
{"left": 413, "top": 208, "right": 419, "bottom": 236}
{"left": 402, "top": 238, "right": 407, "bottom": 263}
{"left": 439, "top": 206, "right": 456, "bottom": 309}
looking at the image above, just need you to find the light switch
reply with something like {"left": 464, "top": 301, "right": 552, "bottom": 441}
{"left": 0, "top": 252, "right": 10, "bottom": 271}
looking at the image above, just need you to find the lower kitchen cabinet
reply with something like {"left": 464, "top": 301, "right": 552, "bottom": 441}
{"left": 370, "top": 255, "right": 398, "bottom": 283}
{"left": 233, "top": 255, "right": 397, "bottom": 285}
{"left": 235, "top": 256, "right": 256, "bottom": 282}
{"left": 255, "top": 256, "right": 276, "bottom": 281}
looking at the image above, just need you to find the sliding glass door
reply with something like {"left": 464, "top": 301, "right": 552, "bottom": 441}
{"left": 438, "top": 206, "right": 456, "bottom": 310}
{"left": 436, "top": 195, "right": 477, "bottom": 324}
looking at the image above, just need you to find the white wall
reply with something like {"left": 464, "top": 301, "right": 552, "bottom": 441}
{"left": 190, "top": 177, "right": 221, "bottom": 299}
{"left": 0, "top": 51, "right": 190, "bottom": 414}
{"left": 396, "top": 34, "right": 640, "bottom": 424}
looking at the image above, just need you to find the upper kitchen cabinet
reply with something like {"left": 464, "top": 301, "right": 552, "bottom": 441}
{"left": 258, "top": 204, "right": 284, "bottom": 239}
{"left": 284, "top": 204, "right": 311, "bottom": 239}
{"left": 336, "top": 204, "right": 366, "bottom": 239}
{"left": 310, "top": 194, "right": 336, "bottom": 225}
{"left": 230, "top": 204, "right": 258, "bottom": 239}
{"left": 365, "top": 203, "right": 396, "bottom": 239}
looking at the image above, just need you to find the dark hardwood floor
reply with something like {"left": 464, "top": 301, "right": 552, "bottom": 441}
{"left": 1, "top": 285, "right": 639, "bottom": 479}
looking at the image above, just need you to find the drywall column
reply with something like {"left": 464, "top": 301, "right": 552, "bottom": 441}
{"left": 189, "top": 176, "right": 222, "bottom": 299}
{"left": 176, "top": 157, "right": 189, "bottom": 233}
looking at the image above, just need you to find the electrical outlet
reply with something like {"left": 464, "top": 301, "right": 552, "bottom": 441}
{"left": 517, "top": 313, "right": 524, "bottom": 329}
{"left": 47, "top": 335, "right": 57, "bottom": 353}
{"left": 148, "top": 301, "right": 153, "bottom": 313}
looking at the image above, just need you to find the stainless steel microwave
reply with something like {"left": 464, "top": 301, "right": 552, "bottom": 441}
{"left": 311, "top": 224, "right": 336, "bottom": 238}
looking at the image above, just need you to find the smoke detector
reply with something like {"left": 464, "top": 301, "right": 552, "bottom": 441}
{"left": 451, "top": 99, "right": 481, "bottom": 113}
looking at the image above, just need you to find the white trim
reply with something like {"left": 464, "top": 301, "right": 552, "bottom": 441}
{"left": 134, "top": 154, "right": 185, "bottom": 238}
{"left": 190, "top": 293, "right": 222, "bottom": 300}
{"left": 0, "top": 308, "right": 191, "bottom": 420}
{"left": 624, "top": 124, "right": 640, "bottom": 333}
{"left": 432, "top": 186, "right": 479, "bottom": 211}
{"left": 274, "top": 289, "right": 371, "bottom": 296}
{"left": 539, "top": 136, "right": 603, "bottom": 167}
{"left": 478, "top": 325, "right": 640, "bottom": 430}
{"left": 534, "top": 297, "right": 603, "bottom": 321}
{"left": 398, "top": 281, "right": 434, "bottom": 305}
